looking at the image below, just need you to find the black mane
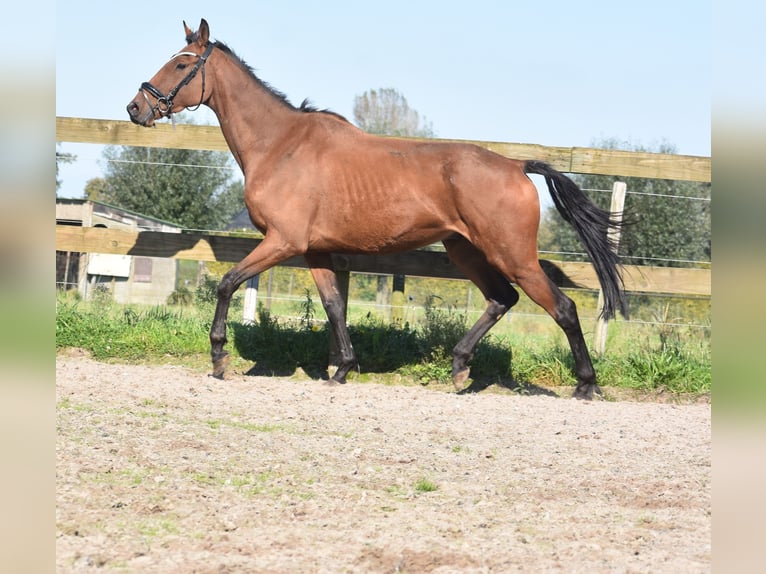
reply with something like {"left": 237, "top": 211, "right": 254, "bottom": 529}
{"left": 298, "top": 98, "right": 348, "bottom": 121}
{"left": 188, "top": 34, "right": 347, "bottom": 121}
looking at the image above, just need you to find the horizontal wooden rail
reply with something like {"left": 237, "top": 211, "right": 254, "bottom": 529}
{"left": 56, "top": 116, "right": 711, "bottom": 182}
{"left": 56, "top": 226, "right": 711, "bottom": 296}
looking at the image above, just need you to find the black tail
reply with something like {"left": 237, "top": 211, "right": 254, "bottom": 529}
{"left": 525, "top": 160, "right": 627, "bottom": 319}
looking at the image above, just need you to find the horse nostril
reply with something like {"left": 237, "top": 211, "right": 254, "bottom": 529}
{"left": 127, "top": 101, "right": 138, "bottom": 116}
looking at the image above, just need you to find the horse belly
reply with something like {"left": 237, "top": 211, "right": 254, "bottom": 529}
{"left": 307, "top": 143, "right": 463, "bottom": 252}
{"left": 311, "top": 198, "right": 456, "bottom": 254}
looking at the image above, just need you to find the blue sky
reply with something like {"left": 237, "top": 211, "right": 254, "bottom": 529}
{"left": 56, "top": 0, "right": 711, "bottom": 199}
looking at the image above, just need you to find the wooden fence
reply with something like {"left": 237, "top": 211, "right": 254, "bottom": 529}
{"left": 56, "top": 117, "right": 711, "bottom": 182}
{"left": 55, "top": 225, "right": 710, "bottom": 297}
{"left": 56, "top": 116, "right": 711, "bottom": 316}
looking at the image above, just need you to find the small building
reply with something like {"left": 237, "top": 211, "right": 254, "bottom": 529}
{"left": 56, "top": 199, "right": 183, "bottom": 305}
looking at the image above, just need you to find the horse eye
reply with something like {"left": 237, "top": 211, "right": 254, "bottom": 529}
{"left": 176, "top": 63, "right": 188, "bottom": 70}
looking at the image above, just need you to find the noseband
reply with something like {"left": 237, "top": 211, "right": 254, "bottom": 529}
{"left": 139, "top": 42, "right": 215, "bottom": 122}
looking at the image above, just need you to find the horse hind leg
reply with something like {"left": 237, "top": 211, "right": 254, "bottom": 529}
{"left": 442, "top": 235, "right": 520, "bottom": 391}
{"left": 451, "top": 296, "right": 516, "bottom": 391}
{"left": 512, "top": 264, "right": 599, "bottom": 399}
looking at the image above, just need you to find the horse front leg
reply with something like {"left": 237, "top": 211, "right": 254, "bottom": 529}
{"left": 305, "top": 253, "right": 358, "bottom": 383}
{"left": 210, "top": 279, "right": 233, "bottom": 377}
{"left": 210, "top": 235, "right": 295, "bottom": 379}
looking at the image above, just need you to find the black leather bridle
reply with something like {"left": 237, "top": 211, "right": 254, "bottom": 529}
{"left": 138, "top": 42, "right": 215, "bottom": 122}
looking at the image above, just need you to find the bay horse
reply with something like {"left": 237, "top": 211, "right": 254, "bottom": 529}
{"left": 127, "top": 19, "right": 627, "bottom": 399}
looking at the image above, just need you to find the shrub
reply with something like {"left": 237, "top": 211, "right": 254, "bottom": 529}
{"left": 167, "top": 286, "right": 193, "bottom": 306}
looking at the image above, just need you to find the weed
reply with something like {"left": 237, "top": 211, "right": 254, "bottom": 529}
{"left": 419, "top": 295, "right": 467, "bottom": 353}
{"left": 195, "top": 273, "right": 219, "bottom": 306}
{"left": 90, "top": 284, "right": 113, "bottom": 308}
{"left": 297, "top": 289, "right": 317, "bottom": 331}
{"left": 404, "top": 347, "right": 453, "bottom": 385}
{"left": 167, "top": 285, "right": 193, "bottom": 306}
{"left": 414, "top": 478, "right": 438, "bottom": 493}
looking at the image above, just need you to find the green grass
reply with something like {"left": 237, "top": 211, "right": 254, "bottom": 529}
{"left": 205, "top": 418, "right": 287, "bottom": 433}
{"left": 55, "top": 292, "right": 710, "bottom": 397}
{"left": 56, "top": 299, "right": 210, "bottom": 361}
{"left": 414, "top": 478, "right": 439, "bottom": 493}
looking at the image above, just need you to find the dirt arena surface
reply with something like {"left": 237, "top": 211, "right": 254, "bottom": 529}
{"left": 56, "top": 354, "right": 710, "bottom": 573}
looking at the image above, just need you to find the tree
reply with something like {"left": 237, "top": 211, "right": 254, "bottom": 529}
{"left": 213, "top": 179, "right": 245, "bottom": 229}
{"left": 84, "top": 177, "right": 107, "bottom": 202}
{"left": 98, "top": 118, "right": 243, "bottom": 230}
{"left": 56, "top": 144, "right": 76, "bottom": 194}
{"left": 538, "top": 139, "right": 710, "bottom": 268}
{"left": 353, "top": 88, "right": 434, "bottom": 138}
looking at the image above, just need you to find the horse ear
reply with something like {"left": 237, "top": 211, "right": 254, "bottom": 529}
{"left": 183, "top": 20, "right": 193, "bottom": 39}
{"left": 198, "top": 19, "right": 210, "bottom": 45}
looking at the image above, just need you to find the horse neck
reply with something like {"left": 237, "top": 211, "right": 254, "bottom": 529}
{"left": 205, "top": 51, "right": 300, "bottom": 172}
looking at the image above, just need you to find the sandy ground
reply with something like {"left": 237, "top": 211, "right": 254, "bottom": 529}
{"left": 56, "top": 354, "right": 710, "bottom": 573}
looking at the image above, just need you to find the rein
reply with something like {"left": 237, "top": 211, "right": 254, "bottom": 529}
{"left": 139, "top": 42, "right": 215, "bottom": 123}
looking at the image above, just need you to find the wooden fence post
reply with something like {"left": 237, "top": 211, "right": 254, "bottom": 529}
{"left": 391, "top": 274, "right": 406, "bottom": 324}
{"left": 242, "top": 275, "right": 260, "bottom": 325}
{"left": 593, "top": 181, "right": 626, "bottom": 354}
{"left": 376, "top": 275, "right": 391, "bottom": 321}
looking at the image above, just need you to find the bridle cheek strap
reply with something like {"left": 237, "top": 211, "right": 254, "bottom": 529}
{"left": 140, "top": 42, "right": 215, "bottom": 121}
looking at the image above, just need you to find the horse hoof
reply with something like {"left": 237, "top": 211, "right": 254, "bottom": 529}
{"left": 452, "top": 368, "right": 470, "bottom": 392}
{"left": 572, "top": 383, "right": 601, "bottom": 401}
{"left": 211, "top": 353, "right": 230, "bottom": 379}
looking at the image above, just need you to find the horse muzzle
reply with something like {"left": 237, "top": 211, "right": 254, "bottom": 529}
{"left": 126, "top": 98, "right": 156, "bottom": 127}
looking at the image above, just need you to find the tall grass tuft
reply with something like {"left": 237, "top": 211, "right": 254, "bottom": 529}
{"left": 56, "top": 299, "right": 210, "bottom": 360}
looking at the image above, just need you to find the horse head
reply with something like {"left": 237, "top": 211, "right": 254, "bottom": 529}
{"left": 126, "top": 19, "right": 214, "bottom": 126}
